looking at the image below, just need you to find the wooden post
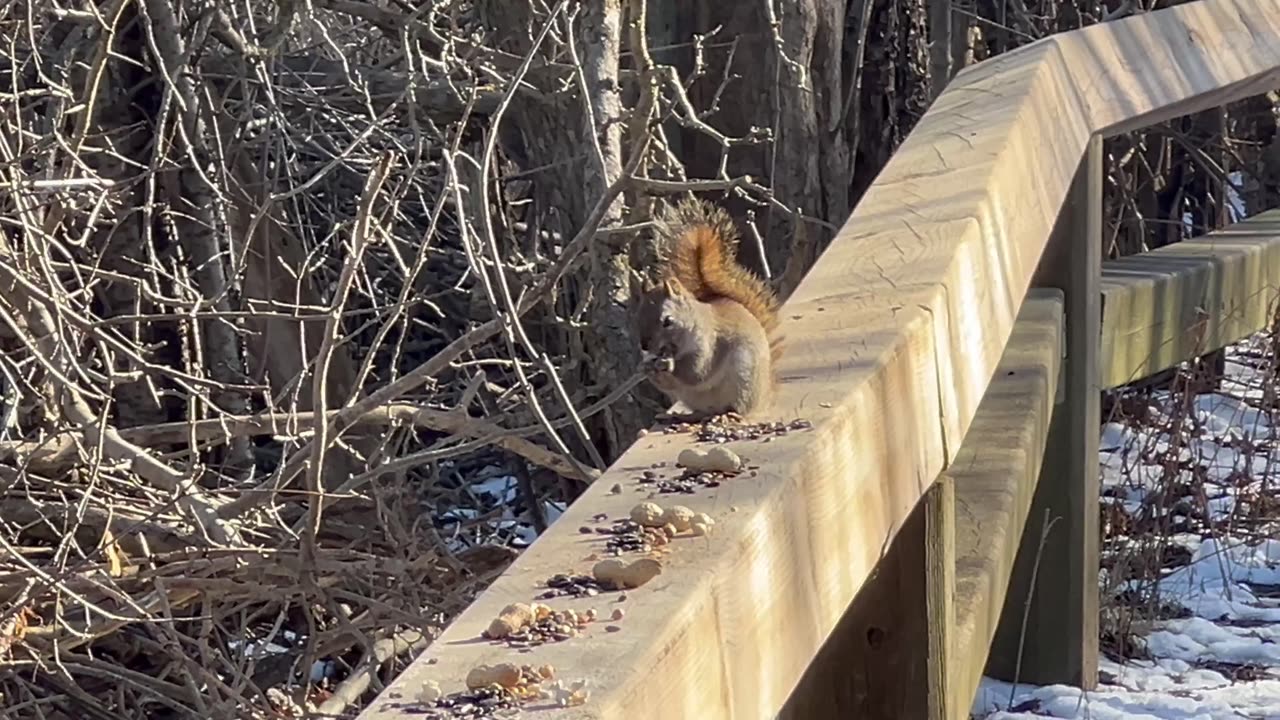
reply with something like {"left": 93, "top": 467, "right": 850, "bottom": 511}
{"left": 987, "top": 135, "right": 1102, "bottom": 689}
{"left": 926, "top": 476, "right": 957, "bottom": 719}
{"left": 778, "top": 477, "right": 956, "bottom": 720}
{"left": 929, "top": 0, "right": 954, "bottom": 100}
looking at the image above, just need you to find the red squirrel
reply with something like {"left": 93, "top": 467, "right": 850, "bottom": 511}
{"left": 634, "top": 198, "right": 783, "bottom": 418}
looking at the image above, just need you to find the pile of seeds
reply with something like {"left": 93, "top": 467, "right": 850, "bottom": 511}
{"left": 638, "top": 466, "right": 732, "bottom": 494}
{"left": 417, "top": 686, "right": 522, "bottom": 719}
{"left": 661, "top": 417, "right": 812, "bottom": 443}
{"left": 600, "top": 518, "right": 673, "bottom": 554}
{"left": 540, "top": 573, "right": 607, "bottom": 599}
{"left": 500, "top": 607, "right": 598, "bottom": 648}
{"left": 482, "top": 602, "right": 602, "bottom": 647}
{"left": 417, "top": 663, "right": 587, "bottom": 716}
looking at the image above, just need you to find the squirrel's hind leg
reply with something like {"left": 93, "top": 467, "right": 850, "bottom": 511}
{"left": 716, "top": 343, "right": 771, "bottom": 417}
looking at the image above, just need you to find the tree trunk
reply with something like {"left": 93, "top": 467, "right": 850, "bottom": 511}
{"left": 476, "top": 0, "right": 642, "bottom": 461}
{"left": 649, "top": 0, "right": 852, "bottom": 276}
{"left": 140, "top": 0, "right": 254, "bottom": 471}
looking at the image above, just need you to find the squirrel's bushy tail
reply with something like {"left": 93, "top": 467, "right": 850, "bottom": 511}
{"left": 656, "top": 198, "right": 784, "bottom": 366}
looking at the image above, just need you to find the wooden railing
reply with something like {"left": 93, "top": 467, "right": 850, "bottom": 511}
{"left": 357, "top": 2, "right": 1280, "bottom": 719}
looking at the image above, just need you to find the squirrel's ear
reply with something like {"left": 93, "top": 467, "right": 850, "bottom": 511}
{"left": 662, "top": 278, "right": 684, "bottom": 296}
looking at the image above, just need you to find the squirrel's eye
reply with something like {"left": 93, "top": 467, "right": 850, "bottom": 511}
{"left": 661, "top": 315, "right": 673, "bottom": 328}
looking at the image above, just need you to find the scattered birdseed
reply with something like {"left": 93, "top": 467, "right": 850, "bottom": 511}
{"left": 540, "top": 573, "right": 607, "bottom": 599}
{"left": 497, "top": 606, "right": 597, "bottom": 648}
{"left": 547, "top": 679, "right": 590, "bottom": 708}
{"left": 415, "top": 685, "right": 522, "bottom": 719}
{"left": 416, "top": 665, "right": 561, "bottom": 718}
{"left": 600, "top": 518, "right": 671, "bottom": 555}
{"left": 661, "top": 417, "right": 812, "bottom": 443}
{"left": 637, "top": 466, "right": 736, "bottom": 495}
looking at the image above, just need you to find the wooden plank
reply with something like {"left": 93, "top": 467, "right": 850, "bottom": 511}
{"left": 360, "top": 5, "right": 1280, "bottom": 719}
{"left": 927, "top": 477, "right": 956, "bottom": 720}
{"left": 988, "top": 136, "right": 1102, "bottom": 689}
{"left": 948, "top": 290, "right": 1064, "bottom": 717}
{"left": 774, "top": 475, "right": 956, "bottom": 720}
{"left": 776, "top": 292, "right": 1062, "bottom": 720}
{"left": 1101, "top": 207, "right": 1280, "bottom": 389}
{"left": 359, "top": 325, "right": 944, "bottom": 720}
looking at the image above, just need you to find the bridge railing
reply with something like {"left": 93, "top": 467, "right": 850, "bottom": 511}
{"left": 356, "top": 2, "right": 1280, "bottom": 718}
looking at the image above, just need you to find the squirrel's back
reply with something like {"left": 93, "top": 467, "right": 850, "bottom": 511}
{"left": 655, "top": 198, "right": 783, "bottom": 365}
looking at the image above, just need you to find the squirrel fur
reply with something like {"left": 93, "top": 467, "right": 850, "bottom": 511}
{"left": 634, "top": 198, "right": 783, "bottom": 418}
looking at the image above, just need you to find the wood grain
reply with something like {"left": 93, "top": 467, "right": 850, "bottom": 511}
{"left": 360, "top": 4, "right": 1280, "bottom": 718}
{"left": 988, "top": 135, "right": 1103, "bottom": 689}
{"left": 1101, "top": 207, "right": 1280, "bottom": 389}
{"left": 774, "top": 475, "right": 956, "bottom": 720}
{"left": 773, "top": 292, "right": 1061, "bottom": 720}
{"left": 949, "top": 290, "right": 1063, "bottom": 719}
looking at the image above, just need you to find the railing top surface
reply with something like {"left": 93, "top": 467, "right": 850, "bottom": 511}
{"left": 360, "top": 2, "right": 1280, "bottom": 718}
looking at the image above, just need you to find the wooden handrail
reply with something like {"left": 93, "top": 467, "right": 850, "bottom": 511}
{"left": 777, "top": 290, "right": 1065, "bottom": 720}
{"left": 358, "top": 3, "right": 1280, "bottom": 718}
{"left": 1102, "top": 208, "right": 1280, "bottom": 389}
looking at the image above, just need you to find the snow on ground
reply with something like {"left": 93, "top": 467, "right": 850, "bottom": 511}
{"left": 435, "top": 463, "right": 567, "bottom": 554}
{"left": 972, "top": 337, "right": 1280, "bottom": 719}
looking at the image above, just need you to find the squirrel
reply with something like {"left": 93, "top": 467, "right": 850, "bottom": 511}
{"left": 633, "top": 198, "right": 783, "bottom": 419}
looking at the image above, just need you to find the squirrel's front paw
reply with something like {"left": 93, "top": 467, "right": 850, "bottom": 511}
{"left": 642, "top": 355, "right": 675, "bottom": 374}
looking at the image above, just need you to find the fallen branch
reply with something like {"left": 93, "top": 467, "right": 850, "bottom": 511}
{"left": 315, "top": 628, "right": 429, "bottom": 715}
{"left": 3, "top": 403, "right": 600, "bottom": 484}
